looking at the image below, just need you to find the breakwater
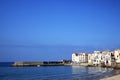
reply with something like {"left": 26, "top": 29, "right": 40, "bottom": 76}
{"left": 12, "top": 61, "right": 72, "bottom": 67}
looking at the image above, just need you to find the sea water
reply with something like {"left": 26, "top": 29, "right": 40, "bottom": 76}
{"left": 0, "top": 62, "right": 119, "bottom": 80}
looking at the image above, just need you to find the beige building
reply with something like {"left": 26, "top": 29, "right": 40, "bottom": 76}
{"left": 88, "top": 54, "right": 93, "bottom": 65}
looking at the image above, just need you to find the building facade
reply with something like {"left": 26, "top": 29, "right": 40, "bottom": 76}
{"left": 72, "top": 53, "right": 88, "bottom": 63}
{"left": 92, "top": 51, "right": 102, "bottom": 65}
{"left": 114, "top": 49, "right": 120, "bottom": 63}
{"left": 72, "top": 49, "right": 120, "bottom": 67}
{"left": 88, "top": 54, "right": 93, "bottom": 65}
{"left": 101, "top": 51, "right": 112, "bottom": 66}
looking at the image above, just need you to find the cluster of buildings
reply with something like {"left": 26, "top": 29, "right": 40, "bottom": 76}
{"left": 72, "top": 49, "right": 120, "bottom": 67}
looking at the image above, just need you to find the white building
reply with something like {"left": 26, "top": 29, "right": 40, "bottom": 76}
{"left": 114, "top": 49, "right": 120, "bottom": 63}
{"left": 72, "top": 53, "right": 80, "bottom": 63}
{"left": 72, "top": 53, "right": 88, "bottom": 63}
{"left": 92, "top": 51, "right": 102, "bottom": 65}
{"left": 101, "top": 51, "right": 112, "bottom": 66}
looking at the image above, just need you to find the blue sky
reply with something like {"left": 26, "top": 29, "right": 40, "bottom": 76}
{"left": 0, "top": 0, "right": 120, "bottom": 61}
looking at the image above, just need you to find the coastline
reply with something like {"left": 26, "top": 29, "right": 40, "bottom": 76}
{"left": 100, "top": 74, "right": 120, "bottom": 80}
{"left": 100, "top": 68, "right": 120, "bottom": 80}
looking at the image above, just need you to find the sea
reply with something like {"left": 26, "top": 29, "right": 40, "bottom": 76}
{"left": 0, "top": 62, "right": 120, "bottom": 80}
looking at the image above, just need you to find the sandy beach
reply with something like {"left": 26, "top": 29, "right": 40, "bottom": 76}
{"left": 100, "top": 74, "right": 120, "bottom": 80}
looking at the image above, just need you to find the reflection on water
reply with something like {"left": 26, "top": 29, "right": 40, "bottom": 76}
{"left": 72, "top": 66, "right": 115, "bottom": 80}
{"left": 72, "top": 66, "right": 109, "bottom": 74}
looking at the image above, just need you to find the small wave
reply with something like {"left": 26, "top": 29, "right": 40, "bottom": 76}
{"left": 102, "top": 71, "right": 106, "bottom": 73}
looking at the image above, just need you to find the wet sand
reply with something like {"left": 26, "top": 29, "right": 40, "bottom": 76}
{"left": 100, "top": 74, "right": 120, "bottom": 80}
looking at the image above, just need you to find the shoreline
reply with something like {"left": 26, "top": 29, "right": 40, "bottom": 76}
{"left": 100, "top": 74, "right": 120, "bottom": 80}
{"left": 100, "top": 68, "right": 120, "bottom": 80}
